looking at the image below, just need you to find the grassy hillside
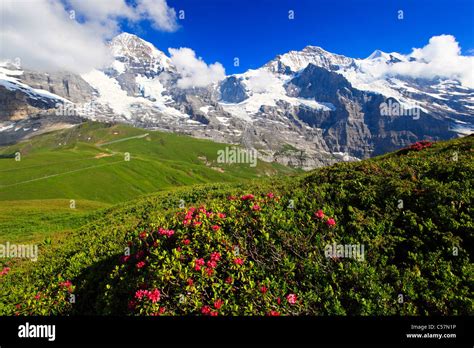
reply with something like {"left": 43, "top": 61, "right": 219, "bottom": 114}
{"left": 0, "top": 122, "right": 293, "bottom": 203}
{"left": 0, "top": 122, "right": 294, "bottom": 243}
{"left": 0, "top": 136, "right": 471, "bottom": 316}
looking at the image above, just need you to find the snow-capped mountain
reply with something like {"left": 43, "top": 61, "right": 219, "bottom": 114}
{"left": 1, "top": 33, "right": 472, "bottom": 168}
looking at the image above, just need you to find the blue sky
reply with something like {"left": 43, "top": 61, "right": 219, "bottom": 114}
{"left": 122, "top": 0, "right": 474, "bottom": 74}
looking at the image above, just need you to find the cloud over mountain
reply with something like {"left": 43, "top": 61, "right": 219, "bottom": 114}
{"left": 168, "top": 48, "right": 226, "bottom": 88}
{"left": 0, "top": 0, "right": 178, "bottom": 73}
{"left": 363, "top": 35, "right": 474, "bottom": 88}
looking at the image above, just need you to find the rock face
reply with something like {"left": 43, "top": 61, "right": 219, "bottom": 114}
{"left": 0, "top": 33, "right": 472, "bottom": 168}
{"left": 19, "top": 70, "right": 95, "bottom": 103}
{"left": 219, "top": 76, "right": 248, "bottom": 103}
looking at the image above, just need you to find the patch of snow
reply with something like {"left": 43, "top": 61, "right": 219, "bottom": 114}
{"left": 0, "top": 67, "right": 69, "bottom": 103}
{"left": 199, "top": 105, "right": 212, "bottom": 114}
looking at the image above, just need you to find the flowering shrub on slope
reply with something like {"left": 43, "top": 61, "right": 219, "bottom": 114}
{"left": 1, "top": 136, "right": 471, "bottom": 316}
{"left": 100, "top": 193, "right": 337, "bottom": 315}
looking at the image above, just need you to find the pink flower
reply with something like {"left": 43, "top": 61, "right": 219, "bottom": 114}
{"left": 59, "top": 280, "right": 72, "bottom": 289}
{"left": 214, "top": 299, "right": 223, "bottom": 309}
{"left": 135, "top": 289, "right": 160, "bottom": 303}
{"left": 147, "top": 289, "right": 161, "bottom": 303}
{"left": 139, "top": 231, "right": 147, "bottom": 239}
{"left": 1, "top": 267, "right": 11, "bottom": 276}
{"left": 120, "top": 255, "right": 130, "bottom": 263}
{"left": 225, "top": 277, "right": 233, "bottom": 284}
{"left": 326, "top": 218, "right": 336, "bottom": 227}
{"left": 193, "top": 221, "right": 202, "bottom": 227}
{"left": 227, "top": 195, "right": 236, "bottom": 201}
{"left": 183, "top": 219, "right": 190, "bottom": 225}
{"left": 211, "top": 225, "right": 220, "bottom": 231}
{"left": 217, "top": 213, "right": 226, "bottom": 219}
{"left": 286, "top": 293, "right": 297, "bottom": 305}
{"left": 252, "top": 204, "right": 261, "bottom": 211}
{"left": 241, "top": 194, "right": 255, "bottom": 201}
{"left": 201, "top": 306, "right": 212, "bottom": 315}
{"left": 135, "top": 289, "right": 148, "bottom": 299}
{"left": 183, "top": 239, "right": 190, "bottom": 245}
{"left": 267, "top": 192, "right": 275, "bottom": 199}
{"left": 205, "top": 267, "right": 214, "bottom": 276}
{"left": 267, "top": 311, "right": 280, "bottom": 316}
{"left": 158, "top": 228, "right": 175, "bottom": 237}
{"left": 194, "top": 258, "right": 205, "bottom": 271}
{"left": 315, "top": 210, "right": 325, "bottom": 219}
{"left": 187, "top": 278, "right": 194, "bottom": 286}
{"left": 277, "top": 297, "right": 281, "bottom": 305}
{"left": 34, "top": 293, "right": 41, "bottom": 300}
{"left": 210, "top": 252, "right": 221, "bottom": 262}
{"left": 136, "top": 261, "right": 146, "bottom": 269}
{"left": 210, "top": 311, "right": 218, "bottom": 316}
{"left": 206, "top": 260, "right": 217, "bottom": 269}
{"left": 233, "top": 258, "right": 244, "bottom": 266}
{"left": 260, "top": 286, "right": 268, "bottom": 294}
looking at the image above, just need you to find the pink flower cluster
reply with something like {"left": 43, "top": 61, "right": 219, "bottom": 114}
{"left": 135, "top": 288, "right": 161, "bottom": 303}
{"left": 286, "top": 293, "right": 297, "bottom": 304}
{"left": 409, "top": 140, "right": 433, "bottom": 151}
{"left": 120, "top": 255, "right": 131, "bottom": 263}
{"left": 59, "top": 280, "right": 73, "bottom": 292}
{"left": 241, "top": 194, "right": 255, "bottom": 201}
{"left": 158, "top": 227, "right": 175, "bottom": 238}
{"left": 233, "top": 258, "right": 244, "bottom": 266}
{"left": 182, "top": 206, "right": 225, "bottom": 229}
{"left": 201, "top": 305, "right": 218, "bottom": 316}
{"left": 195, "top": 252, "right": 221, "bottom": 275}
{"left": 136, "top": 261, "right": 146, "bottom": 269}
{"left": 194, "top": 258, "right": 205, "bottom": 271}
{"left": 201, "top": 299, "right": 223, "bottom": 316}
{"left": 183, "top": 207, "right": 196, "bottom": 225}
{"left": 314, "top": 209, "right": 336, "bottom": 227}
{"left": 0, "top": 267, "right": 10, "bottom": 276}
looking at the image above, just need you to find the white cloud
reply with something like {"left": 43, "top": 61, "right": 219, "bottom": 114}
{"left": 246, "top": 70, "right": 280, "bottom": 93}
{"left": 363, "top": 35, "right": 474, "bottom": 88}
{"left": 168, "top": 48, "right": 226, "bottom": 88}
{"left": 0, "top": 0, "right": 178, "bottom": 73}
{"left": 136, "top": 0, "right": 178, "bottom": 32}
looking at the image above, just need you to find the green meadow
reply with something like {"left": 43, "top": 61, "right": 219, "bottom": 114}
{"left": 0, "top": 122, "right": 295, "bottom": 243}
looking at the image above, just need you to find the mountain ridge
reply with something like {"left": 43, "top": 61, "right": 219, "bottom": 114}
{"left": 0, "top": 32, "right": 472, "bottom": 169}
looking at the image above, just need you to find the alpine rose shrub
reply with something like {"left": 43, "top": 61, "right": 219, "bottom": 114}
{"left": 99, "top": 193, "right": 318, "bottom": 316}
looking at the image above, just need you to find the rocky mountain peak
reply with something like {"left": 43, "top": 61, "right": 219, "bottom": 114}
{"left": 109, "top": 32, "right": 172, "bottom": 72}
{"left": 266, "top": 45, "right": 354, "bottom": 74}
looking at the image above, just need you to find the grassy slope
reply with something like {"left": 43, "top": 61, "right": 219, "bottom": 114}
{"left": 0, "top": 135, "right": 471, "bottom": 315}
{"left": 0, "top": 122, "right": 294, "bottom": 242}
